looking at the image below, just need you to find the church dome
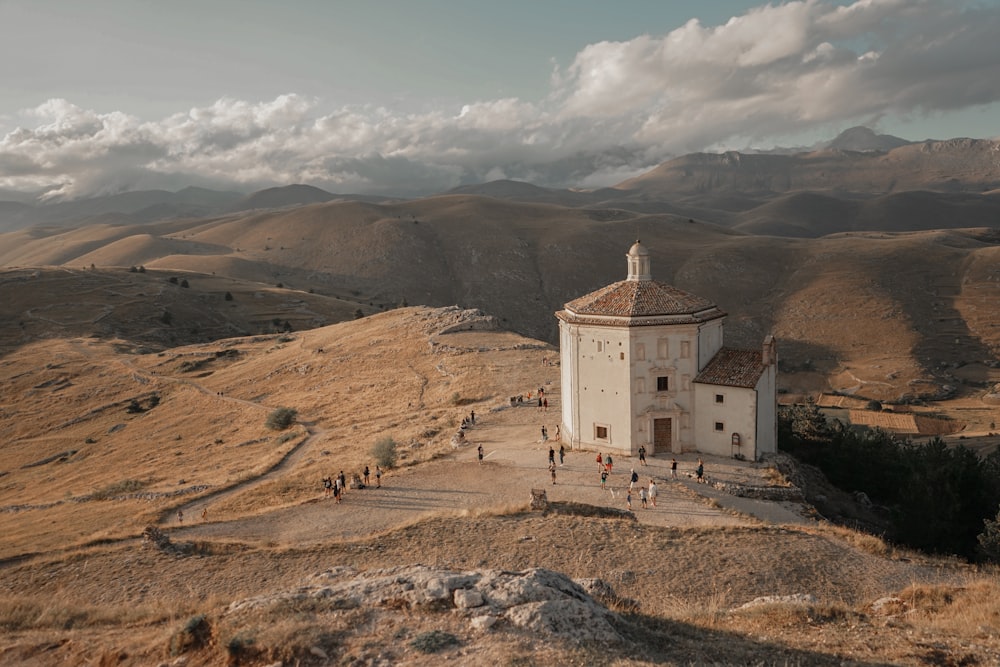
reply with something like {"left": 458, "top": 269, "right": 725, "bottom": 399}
{"left": 556, "top": 241, "right": 725, "bottom": 326}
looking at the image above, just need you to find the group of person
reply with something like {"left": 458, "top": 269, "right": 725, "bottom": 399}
{"left": 546, "top": 444, "right": 567, "bottom": 483}
{"left": 590, "top": 451, "right": 706, "bottom": 509}
{"left": 626, "top": 477, "right": 658, "bottom": 510}
{"left": 323, "top": 465, "right": 382, "bottom": 503}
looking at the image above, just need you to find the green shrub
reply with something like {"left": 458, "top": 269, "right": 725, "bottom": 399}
{"left": 410, "top": 630, "right": 460, "bottom": 653}
{"left": 978, "top": 507, "right": 1000, "bottom": 562}
{"left": 169, "top": 614, "right": 211, "bottom": 656}
{"left": 780, "top": 405, "right": 1000, "bottom": 561}
{"left": 372, "top": 436, "right": 398, "bottom": 469}
{"left": 266, "top": 407, "right": 297, "bottom": 431}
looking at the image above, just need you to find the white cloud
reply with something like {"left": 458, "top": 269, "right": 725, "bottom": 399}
{"left": 1, "top": 0, "right": 998, "bottom": 201}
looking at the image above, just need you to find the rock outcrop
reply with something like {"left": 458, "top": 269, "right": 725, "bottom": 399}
{"left": 225, "top": 565, "right": 626, "bottom": 644}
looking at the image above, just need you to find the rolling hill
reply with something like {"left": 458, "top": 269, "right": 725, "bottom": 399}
{"left": 3, "top": 190, "right": 999, "bottom": 404}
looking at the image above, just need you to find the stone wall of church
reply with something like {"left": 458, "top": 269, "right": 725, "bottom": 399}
{"left": 627, "top": 323, "right": 703, "bottom": 453}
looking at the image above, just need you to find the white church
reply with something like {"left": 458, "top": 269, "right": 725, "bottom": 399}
{"left": 556, "top": 241, "right": 777, "bottom": 461}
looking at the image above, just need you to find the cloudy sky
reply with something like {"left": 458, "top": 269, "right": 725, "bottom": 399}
{"left": 2, "top": 0, "right": 999, "bottom": 201}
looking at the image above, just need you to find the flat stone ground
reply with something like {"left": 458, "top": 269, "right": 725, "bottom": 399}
{"left": 175, "top": 393, "right": 812, "bottom": 546}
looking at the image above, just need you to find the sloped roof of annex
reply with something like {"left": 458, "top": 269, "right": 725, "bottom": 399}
{"left": 693, "top": 347, "right": 765, "bottom": 389}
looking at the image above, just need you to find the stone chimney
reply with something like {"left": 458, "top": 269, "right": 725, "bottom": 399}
{"left": 762, "top": 335, "right": 776, "bottom": 366}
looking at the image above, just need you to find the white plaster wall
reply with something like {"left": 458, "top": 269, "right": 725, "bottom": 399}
{"left": 559, "top": 322, "right": 577, "bottom": 447}
{"left": 697, "top": 319, "right": 725, "bottom": 371}
{"left": 563, "top": 322, "right": 632, "bottom": 453}
{"left": 693, "top": 384, "right": 758, "bottom": 458}
{"left": 754, "top": 364, "right": 778, "bottom": 457}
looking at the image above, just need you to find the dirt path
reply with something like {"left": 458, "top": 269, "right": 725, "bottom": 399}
{"left": 172, "top": 397, "right": 812, "bottom": 546}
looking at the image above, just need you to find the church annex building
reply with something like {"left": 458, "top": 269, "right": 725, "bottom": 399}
{"left": 556, "top": 241, "right": 777, "bottom": 461}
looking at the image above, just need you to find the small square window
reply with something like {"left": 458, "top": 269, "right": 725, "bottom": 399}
{"left": 715, "top": 394, "right": 724, "bottom": 404}
{"left": 656, "top": 376, "right": 669, "bottom": 392}
{"left": 620, "top": 352, "right": 625, "bottom": 360}
{"left": 595, "top": 425, "right": 609, "bottom": 439}
{"left": 714, "top": 422, "right": 725, "bottom": 431}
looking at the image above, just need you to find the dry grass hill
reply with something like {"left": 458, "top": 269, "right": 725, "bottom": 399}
{"left": 1, "top": 305, "right": 999, "bottom": 666}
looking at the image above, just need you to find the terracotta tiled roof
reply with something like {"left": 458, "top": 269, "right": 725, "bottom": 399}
{"left": 561, "top": 280, "right": 721, "bottom": 318}
{"left": 694, "top": 348, "right": 764, "bottom": 388}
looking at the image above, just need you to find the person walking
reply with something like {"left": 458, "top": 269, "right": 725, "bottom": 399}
{"left": 638, "top": 445, "right": 647, "bottom": 466}
{"left": 639, "top": 486, "right": 648, "bottom": 508}
{"left": 629, "top": 468, "right": 639, "bottom": 490}
{"left": 596, "top": 452, "right": 603, "bottom": 473}
{"left": 375, "top": 465, "right": 382, "bottom": 487}
{"left": 696, "top": 458, "right": 705, "bottom": 484}
{"left": 548, "top": 447, "right": 555, "bottom": 466}
{"left": 605, "top": 454, "right": 613, "bottom": 473}
{"left": 626, "top": 490, "right": 633, "bottom": 510}
{"left": 648, "top": 479, "right": 658, "bottom": 507}
{"left": 549, "top": 462, "right": 557, "bottom": 485}
{"left": 559, "top": 444, "right": 565, "bottom": 465}
{"left": 541, "top": 425, "right": 548, "bottom": 442}
{"left": 670, "top": 457, "right": 678, "bottom": 479}
{"left": 363, "top": 465, "right": 370, "bottom": 487}
{"left": 478, "top": 444, "right": 484, "bottom": 465}
{"left": 543, "top": 397, "right": 548, "bottom": 412}
{"left": 601, "top": 468, "right": 608, "bottom": 489}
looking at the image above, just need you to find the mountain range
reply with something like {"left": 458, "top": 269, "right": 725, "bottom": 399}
{"left": 2, "top": 127, "right": 1000, "bottom": 404}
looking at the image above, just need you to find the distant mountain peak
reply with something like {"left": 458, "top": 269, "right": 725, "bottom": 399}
{"left": 826, "top": 126, "right": 911, "bottom": 152}
{"left": 230, "top": 184, "right": 337, "bottom": 212}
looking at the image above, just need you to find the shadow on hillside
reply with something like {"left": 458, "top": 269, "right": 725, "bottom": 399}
{"left": 775, "top": 340, "right": 841, "bottom": 384}
{"left": 622, "top": 612, "right": 897, "bottom": 666}
{"left": 870, "top": 245, "right": 997, "bottom": 398}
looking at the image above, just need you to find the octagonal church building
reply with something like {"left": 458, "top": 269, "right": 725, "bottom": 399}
{"left": 556, "top": 241, "right": 777, "bottom": 461}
